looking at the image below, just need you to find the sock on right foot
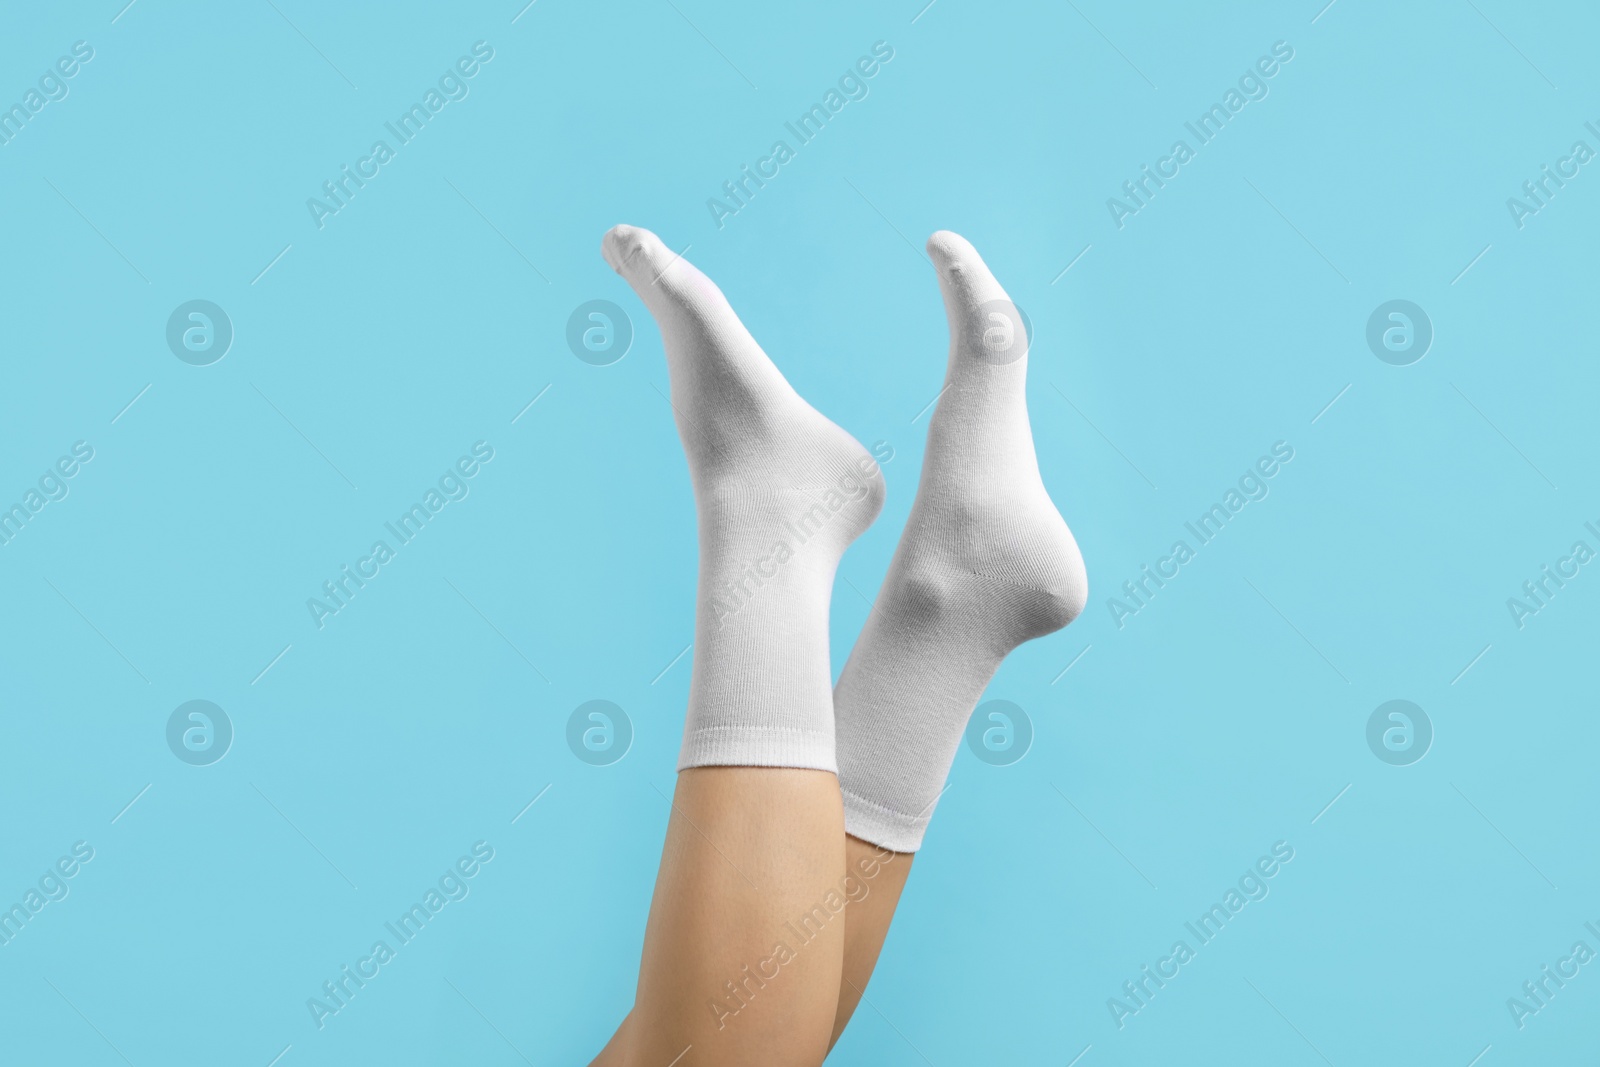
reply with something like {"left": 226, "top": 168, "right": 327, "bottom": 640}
{"left": 833, "top": 231, "right": 1087, "bottom": 851}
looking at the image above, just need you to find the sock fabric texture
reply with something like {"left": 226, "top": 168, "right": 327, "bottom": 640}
{"left": 603, "top": 224, "right": 885, "bottom": 772}
{"left": 834, "top": 231, "right": 1088, "bottom": 851}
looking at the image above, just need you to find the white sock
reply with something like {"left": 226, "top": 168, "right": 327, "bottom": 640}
{"left": 603, "top": 225, "right": 886, "bottom": 772}
{"left": 834, "top": 231, "right": 1088, "bottom": 851}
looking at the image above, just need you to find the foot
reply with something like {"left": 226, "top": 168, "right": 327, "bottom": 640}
{"left": 832, "top": 231, "right": 1087, "bottom": 850}
{"left": 603, "top": 225, "right": 886, "bottom": 770}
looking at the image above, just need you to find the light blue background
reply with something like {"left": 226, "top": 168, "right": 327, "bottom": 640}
{"left": 2, "top": 1, "right": 1596, "bottom": 1063}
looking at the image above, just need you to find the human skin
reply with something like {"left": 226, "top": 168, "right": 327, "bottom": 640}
{"left": 827, "top": 834, "right": 913, "bottom": 1050}
{"left": 594, "top": 767, "right": 849, "bottom": 1067}
{"left": 585, "top": 221, "right": 936, "bottom": 1065}
{"left": 592, "top": 820, "right": 913, "bottom": 1065}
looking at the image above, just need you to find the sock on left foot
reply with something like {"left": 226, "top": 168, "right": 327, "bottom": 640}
{"left": 603, "top": 224, "right": 886, "bottom": 771}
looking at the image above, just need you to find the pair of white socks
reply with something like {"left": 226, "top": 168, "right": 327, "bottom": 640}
{"left": 602, "top": 226, "right": 1087, "bottom": 852}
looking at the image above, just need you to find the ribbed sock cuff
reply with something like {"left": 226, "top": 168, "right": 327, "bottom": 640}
{"left": 840, "top": 784, "right": 930, "bottom": 853}
{"left": 677, "top": 724, "right": 837, "bottom": 773}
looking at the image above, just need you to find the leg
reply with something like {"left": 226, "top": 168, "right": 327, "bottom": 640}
{"left": 590, "top": 225, "right": 886, "bottom": 1066}
{"left": 828, "top": 231, "right": 1087, "bottom": 1044}
{"left": 828, "top": 835, "right": 912, "bottom": 1049}
{"left": 626, "top": 768, "right": 847, "bottom": 1065}
{"left": 601, "top": 827, "right": 899, "bottom": 1065}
